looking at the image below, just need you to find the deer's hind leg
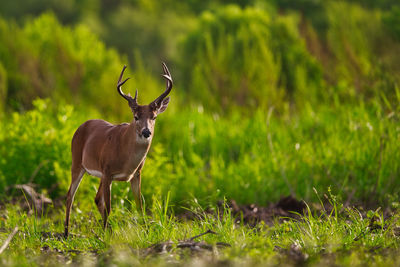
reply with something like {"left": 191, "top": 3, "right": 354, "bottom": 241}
{"left": 64, "top": 165, "right": 85, "bottom": 237}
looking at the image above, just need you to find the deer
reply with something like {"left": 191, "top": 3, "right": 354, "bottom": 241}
{"left": 64, "top": 63, "right": 173, "bottom": 237}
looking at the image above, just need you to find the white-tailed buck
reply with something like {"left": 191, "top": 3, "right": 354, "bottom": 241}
{"left": 64, "top": 63, "right": 173, "bottom": 237}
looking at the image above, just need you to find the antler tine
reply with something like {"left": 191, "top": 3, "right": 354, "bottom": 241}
{"left": 162, "top": 62, "right": 171, "bottom": 78}
{"left": 162, "top": 62, "right": 172, "bottom": 88}
{"left": 117, "top": 65, "right": 137, "bottom": 105}
{"left": 151, "top": 62, "right": 173, "bottom": 107}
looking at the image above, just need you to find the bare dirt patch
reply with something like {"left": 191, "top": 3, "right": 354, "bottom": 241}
{"left": 178, "top": 195, "right": 307, "bottom": 227}
{"left": 223, "top": 195, "right": 307, "bottom": 226}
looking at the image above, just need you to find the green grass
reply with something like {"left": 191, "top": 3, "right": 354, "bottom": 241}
{"left": 1, "top": 193, "right": 400, "bottom": 266}
{"left": 1, "top": 96, "right": 399, "bottom": 209}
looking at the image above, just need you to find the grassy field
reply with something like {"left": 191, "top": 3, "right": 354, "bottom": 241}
{"left": 1, "top": 194, "right": 400, "bottom": 266}
{"left": 0, "top": 96, "right": 399, "bottom": 266}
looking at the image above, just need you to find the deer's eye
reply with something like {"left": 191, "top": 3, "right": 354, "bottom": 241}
{"left": 134, "top": 115, "right": 139, "bottom": 121}
{"left": 152, "top": 116, "right": 157, "bottom": 121}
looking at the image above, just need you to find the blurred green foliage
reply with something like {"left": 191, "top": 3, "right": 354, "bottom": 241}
{"left": 0, "top": 1, "right": 398, "bottom": 114}
{"left": 0, "top": 0, "right": 399, "bottom": 207}
{"left": 0, "top": 99, "right": 78, "bottom": 198}
{"left": 180, "top": 5, "right": 323, "bottom": 112}
{"left": 383, "top": 6, "right": 400, "bottom": 41}
{"left": 0, "top": 13, "right": 129, "bottom": 116}
{"left": 1, "top": 96, "right": 399, "bottom": 208}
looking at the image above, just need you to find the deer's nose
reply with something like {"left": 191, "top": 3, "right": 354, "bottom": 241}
{"left": 142, "top": 128, "right": 151, "bottom": 138}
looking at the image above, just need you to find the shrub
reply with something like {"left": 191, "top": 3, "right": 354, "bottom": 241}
{"left": 180, "top": 5, "right": 323, "bottom": 113}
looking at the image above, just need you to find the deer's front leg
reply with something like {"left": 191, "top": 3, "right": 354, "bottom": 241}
{"left": 130, "top": 162, "right": 144, "bottom": 212}
{"left": 103, "top": 177, "right": 112, "bottom": 228}
{"left": 95, "top": 177, "right": 112, "bottom": 229}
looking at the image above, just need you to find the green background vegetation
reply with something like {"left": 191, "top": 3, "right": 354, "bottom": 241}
{"left": 0, "top": 0, "right": 399, "bottom": 207}
{"left": 0, "top": 1, "right": 400, "bottom": 265}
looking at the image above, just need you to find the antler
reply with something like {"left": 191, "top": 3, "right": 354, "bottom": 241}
{"left": 117, "top": 65, "right": 138, "bottom": 108}
{"left": 150, "top": 62, "right": 173, "bottom": 108}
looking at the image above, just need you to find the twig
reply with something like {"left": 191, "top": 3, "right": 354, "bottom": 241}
{"left": 188, "top": 229, "right": 216, "bottom": 241}
{"left": 15, "top": 184, "right": 52, "bottom": 214}
{"left": 0, "top": 226, "right": 18, "bottom": 254}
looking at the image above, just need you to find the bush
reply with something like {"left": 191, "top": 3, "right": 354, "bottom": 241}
{"left": 180, "top": 5, "right": 323, "bottom": 113}
{"left": 0, "top": 13, "right": 131, "bottom": 116}
{"left": 0, "top": 99, "right": 83, "bottom": 197}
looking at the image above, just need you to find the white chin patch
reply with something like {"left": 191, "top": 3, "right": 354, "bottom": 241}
{"left": 136, "top": 134, "right": 151, "bottom": 144}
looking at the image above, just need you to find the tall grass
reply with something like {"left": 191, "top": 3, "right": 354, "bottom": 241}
{"left": 1, "top": 94, "right": 399, "bottom": 209}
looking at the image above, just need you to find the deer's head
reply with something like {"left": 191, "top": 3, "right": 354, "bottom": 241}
{"left": 116, "top": 63, "right": 172, "bottom": 141}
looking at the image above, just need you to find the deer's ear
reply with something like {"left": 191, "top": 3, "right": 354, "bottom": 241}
{"left": 157, "top": 97, "right": 170, "bottom": 114}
